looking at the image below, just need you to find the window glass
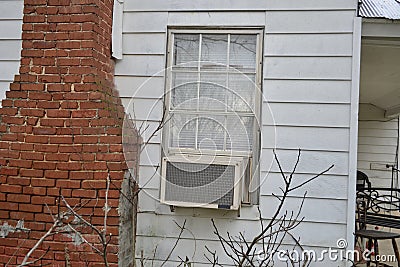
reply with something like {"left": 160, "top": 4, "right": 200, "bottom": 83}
{"left": 229, "top": 34, "right": 257, "bottom": 72}
{"left": 169, "top": 32, "right": 259, "bottom": 154}
{"left": 174, "top": 34, "right": 199, "bottom": 68}
{"left": 200, "top": 34, "right": 228, "bottom": 70}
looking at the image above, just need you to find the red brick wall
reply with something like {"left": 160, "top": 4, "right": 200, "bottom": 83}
{"left": 0, "top": 0, "right": 138, "bottom": 265}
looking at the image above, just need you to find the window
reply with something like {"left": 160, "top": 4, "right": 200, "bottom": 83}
{"left": 162, "top": 29, "right": 263, "bottom": 205}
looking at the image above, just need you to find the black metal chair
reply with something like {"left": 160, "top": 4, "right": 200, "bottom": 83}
{"left": 355, "top": 171, "right": 400, "bottom": 266}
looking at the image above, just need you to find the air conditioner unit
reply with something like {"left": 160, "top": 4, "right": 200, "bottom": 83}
{"left": 160, "top": 154, "right": 248, "bottom": 210}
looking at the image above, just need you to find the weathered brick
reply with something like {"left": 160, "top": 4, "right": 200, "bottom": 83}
{"left": 20, "top": 169, "right": 44, "bottom": 178}
{"left": 25, "top": 135, "right": 48, "bottom": 144}
{"left": 32, "top": 161, "right": 56, "bottom": 170}
{"left": 21, "top": 151, "right": 44, "bottom": 160}
{"left": 31, "top": 178, "right": 55, "bottom": 187}
{"left": 23, "top": 186, "right": 46, "bottom": 195}
{"left": 7, "top": 194, "right": 30, "bottom": 203}
{"left": 0, "top": 184, "right": 22, "bottom": 193}
{"left": 44, "top": 170, "right": 69, "bottom": 179}
{"left": 8, "top": 159, "right": 33, "bottom": 169}
{"left": 45, "top": 153, "right": 69, "bottom": 162}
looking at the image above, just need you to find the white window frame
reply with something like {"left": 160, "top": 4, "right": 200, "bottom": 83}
{"left": 162, "top": 28, "right": 264, "bottom": 204}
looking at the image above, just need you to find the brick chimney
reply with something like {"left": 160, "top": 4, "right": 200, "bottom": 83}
{"left": 0, "top": 0, "right": 138, "bottom": 265}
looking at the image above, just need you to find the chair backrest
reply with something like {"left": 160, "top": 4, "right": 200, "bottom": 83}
{"left": 356, "top": 170, "right": 371, "bottom": 191}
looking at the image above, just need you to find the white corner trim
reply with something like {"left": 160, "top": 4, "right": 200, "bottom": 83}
{"left": 112, "top": 0, "right": 124, "bottom": 59}
{"left": 346, "top": 17, "right": 362, "bottom": 266}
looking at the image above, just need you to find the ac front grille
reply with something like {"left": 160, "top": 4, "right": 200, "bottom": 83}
{"left": 165, "top": 161, "right": 235, "bottom": 207}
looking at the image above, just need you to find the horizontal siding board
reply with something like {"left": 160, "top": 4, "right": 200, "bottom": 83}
{"left": 115, "top": 76, "right": 165, "bottom": 98}
{"left": 264, "top": 57, "right": 352, "bottom": 80}
{"left": 137, "top": 189, "right": 157, "bottom": 212}
{"left": 262, "top": 126, "right": 350, "bottom": 151}
{"left": 0, "top": 1, "right": 23, "bottom": 19}
{"left": 358, "top": 136, "right": 398, "bottom": 146}
{"left": 125, "top": 0, "right": 356, "bottom": 11}
{"left": 136, "top": 220, "right": 346, "bottom": 249}
{"left": 358, "top": 144, "right": 397, "bottom": 154}
{"left": 260, "top": 172, "right": 348, "bottom": 199}
{"left": 0, "top": 61, "right": 19, "bottom": 80}
{"left": 262, "top": 103, "right": 351, "bottom": 127}
{"left": 357, "top": 153, "right": 395, "bottom": 163}
{"left": 137, "top": 213, "right": 263, "bottom": 241}
{"left": 114, "top": 55, "right": 165, "bottom": 76}
{"left": 139, "top": 143, "right": 161, "bottom": 166}
{"left": 122, "top": 12, "right": 168, "bottom": 33}
{"left": 359, "top": 120, "right": 399, "bottom": 130}
{"left": 357, "top": 128, "right": 398, "bottom": 138}
{"left": 138, "top": 165, "right": 161, "bottom": 189}
{"left": 265, "top": 33, "right": 353, "bottom": 56}
{"left": 0, "top": 40, "right": 22, "bottom": 60}
{"left": 260, "top": 149, "right": 349, "bottom": 175}
{"left": 136, "top": 235, "right": 248, "bottom": 265}
{"left": 121, "top": 97, "right": 163, "bottom": 121}
{"left": 167, "top": 11, "right": 266, "bottom": 26}
{"left": 260, "top": 196, "right": 347, "bottom": 223}
{"left": 134, "top": 120, "right": 162, "bottom": 145}
{"left": 266, "top": 10, "right": 355, "bottom": 33}
{"left": 0, "top": 20, "right": 22, "bottom": 39}
{"left": 263, "top": 80, "right": 351, "bottom": 104}
{"left": 122, "top": 33, "right": 166, "bottom": 55}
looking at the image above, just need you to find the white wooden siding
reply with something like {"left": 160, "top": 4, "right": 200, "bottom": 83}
{"left": 264, "top": 80, "right": 351, "bottom": 104}
{"left": 114, "top": 2, "right": 357, "bottom": 265}
{"left": 260, "top": 149, "right": 349, "bottom": 175}
{"left": 262, "top": 103, "right": 351, "bottom": 127}
{"left": 265, "top": 33, "right": 353, "bottom": 56}
{"left": 262, "top": 126, "right": 350, "bottom": 151}
{"left": 264, "top": 57, "right": 352, "bottom": 80}
{"left": 0, "top": 0, "right": 23, "bottom": 105}
{"left": 357, "top": 104, "right": 399, "bottom": 188}
{"left": 261, "top": 173, "right": 348, "bottom": 199}
{"left": 125, "top": 0, "right": 356, "bottom": 11}
{"left": 266, "top": 11, "right": 355, "bottom": 33}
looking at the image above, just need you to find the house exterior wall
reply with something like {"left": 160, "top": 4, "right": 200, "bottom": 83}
{"left": 113, "top": 0, "right": 359, "bottom": 266}
{"left": 0, "top": 0, "right": 23, "bottom": 103}
{"left": 357, "top": 103, "right": 399, "bottom": 188}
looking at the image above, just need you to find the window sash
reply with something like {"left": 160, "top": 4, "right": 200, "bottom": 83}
{"left": 165, "top": 30, "right": 262, "bottom": 155}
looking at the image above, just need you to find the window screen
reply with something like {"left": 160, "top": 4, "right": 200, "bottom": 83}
{"left": 168, "top": 32, "right": 259, "bottom": 154}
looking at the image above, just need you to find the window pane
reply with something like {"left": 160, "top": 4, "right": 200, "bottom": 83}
{"left": 226, "top": 115, "right": 254, "bottom": 151}
{"left": 201, "top": 34, "right": 228, "bottom": 70}
{"left": 227, "top": 74, "right": 256, "bottom": 112}
{"left": 170, "top": 113, "right": 196, "bottom": 149}
{"left": 229, "top": 35, "right": 257, "bottom": 72}
{"left": 199, "top": 73, "right": 226, "bottom": 111}
{"left": 171, "top": 72, "right": 198, "bottom": 110}
{"left": 174, "top": 34, "right": 199, "bottom": 68}
{"left": 197, "top": 116, "right": 225, "bottom": 150}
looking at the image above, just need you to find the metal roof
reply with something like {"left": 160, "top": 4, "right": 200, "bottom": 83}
{"left": 359, "top": 0, "right": 400, "bottom": 20}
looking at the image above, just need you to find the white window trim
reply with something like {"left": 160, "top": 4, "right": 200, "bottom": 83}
{"left": 162, "top": 28, "right": 264, "bottom": 205}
